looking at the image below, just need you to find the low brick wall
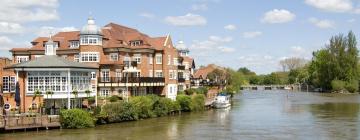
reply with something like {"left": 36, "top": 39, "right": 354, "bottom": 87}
{"left": 0, "top": 114, "right": 60, "bottom": 130}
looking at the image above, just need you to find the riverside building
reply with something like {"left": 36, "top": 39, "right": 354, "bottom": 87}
{"left": 1, "top": 16, "right": 195, "bottom": 113}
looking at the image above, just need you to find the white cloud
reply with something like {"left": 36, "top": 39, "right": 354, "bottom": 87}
{"left": 0, "top": 36, "right": 29, "bottom": 51}
{"left": 191, "top": 35, "right": 234, "bottom": 53}
{"left": 305, "top": 0, "right": 353, "bottom": 13}
{"left": 165, "top": 13, "right": 207, "bottom": 26}
{"left": 242, "top": 31, "right": 263, "bottom": 39}
{"left": 347, "top": 18, "right": 356, "bottom": 23}
{"left": 36, "top": 26, "right": 79, "bottom": 37}
{"left": 308, "top": 17, "right": 335, "bottom": 29}
{"left": 0, "top": 22, "right": 24, "bottom": 34}
{"left": 139, "top": 12, "right": 156, "bottom": 19}
{"left": 0, "top": 0, "right": 59, "bottom": 23}
{"left": 224, "top": 24, "right": 237, "bottom": 31}
{"left": 237, "top": 54, "right": 277, "bottom": 68}
{"left": 217, "top": 46, "right": 235, "bottom": 53}
{"left": 191, "top": 4, "right": 208, "bottom": 11}
{"left": 261, "top": 9, "right": 296, "bottom": 24}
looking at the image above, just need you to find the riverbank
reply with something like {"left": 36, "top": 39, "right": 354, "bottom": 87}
{"left": 60, "top": 94, "right": 208, "bottom": 129}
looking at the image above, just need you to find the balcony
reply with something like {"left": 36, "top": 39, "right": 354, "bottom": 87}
{"left": 178, "top": 78, "right": 185, "bottom": 83}
{"left": 177, "top": 65, "right": 185, "bottom": 70}
{"left": 98, "top": 77, "right": 165, "bottom": 87}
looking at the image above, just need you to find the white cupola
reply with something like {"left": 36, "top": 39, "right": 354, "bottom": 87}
{"left": 176, "top": 40, "right": 189, "bottom": 57}
{"left": 80, "top": 16, "right": 103, "bottom": 45}
{"left": 45, "top": 36, "right": 57, "bottom": 55}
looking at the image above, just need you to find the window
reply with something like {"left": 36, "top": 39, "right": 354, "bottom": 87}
{"left": 169, "top": 70, "right": 174, "bottom": 79}
{"left": 168, "top": 55, "right": 171, "bottom": 65}
{"left": 81, "top": 52, "right": 99, "bottom": 62}
{"left": 136, "top": 72, "right": 141, "bottom": 77}
{"left": 149, "top": 54, "right": 153, "bottom": 64}
{"left": 100, "top": 88, "right": 110, "bottom": 97}
{"left": 115, "top": 69, "right": 122, "bottom": 81}
{"left": 91, "top": 72, "right": 96, "bottom": 79}
{"left": 130, "top": 40, "right": 142, "bottom": 46}
{"left": 149, "top": 70, "right": 153, "bottom": 77}
{"left": 156, "top": 54, "right": 162, "bottom": 64}
{"left": 2, "top": 77, "right": 9, "bottom": 92}
{"left": 70, "top": 71, "right": 91, "bottom": 91}
{"left": 70, "top": 41, "right": 79, "bottom": 48}
{"left": 80, "top": 35, "right": 102, "bottom": 45}
{"left": 110, "top": 53, "right": 118, "bottom": 61}
{"left": 133, "top": 54, "right": 141, "bottom": 64}
{"left": 155, "top": 70, "right": 163, "bottom": 77}
{"left": 74, "top": 54, "right": 80, "bottom": 62}
{"left": 16, "top": 56, "right": 29, "bottom": 63}
{"left": 3, "top": 76, "right": 15, "bottom": 92}
{"left": 92, "top": 84, "right": 96, "bottom": 92}
{"left": 173, "top": 58, "right": 179, "bottom": 66}
{"left": 101, "top": 69, "right": 110, "bottom": 82}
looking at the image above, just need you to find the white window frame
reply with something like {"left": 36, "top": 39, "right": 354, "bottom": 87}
{"left": 80, "top": 52, "right": 99, "bottom": 62}
{"left": 100, "top": 88, "right": 110, "bottom": 97}
{"left": 91, "top": 72, "right": 96, "bottom": 79}
{"left": 110, "top": 53, "right": 119, "bottom": 61}
{"left": 101, "top": 69, "right": 110, "bottom": 82}
{"left": 16, "top": 56, "right": 29, "bottom": 63}
{"left": 74, "top": 54, "right": 80, "bottom": 62}
{"left": 168, "top": 55, "right": 171, "bottom": 65}
{"left": 133, "top": 54, "right": 141, "bottom": 64}
{"left": 155, "top": 70, "right": 163, "bottom": 77}
{"left": 169, "top": 70, "right": 174, "bottom": 79}
{"left": 173, "top": 58, "right": 178, "bottom": 66}
{"left": 149, "top": 54, "right": 153, "bottom": 64}
{"left": 70, "top": 41, "right": 80, "bottom": 48}
{"left": 130, "top": 40, "right": 142, "bottom": 46}
{"left": 80, "top": 35, "right": 102, "bottom": 45}
{"left": 155, "top": 54, "right": 162, "bottom": 64}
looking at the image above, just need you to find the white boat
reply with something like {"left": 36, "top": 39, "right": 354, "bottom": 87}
{"left": 213, "top": 94, "right": 231, "bottom": 109}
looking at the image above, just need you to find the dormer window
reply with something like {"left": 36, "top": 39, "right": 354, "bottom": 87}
{"left": 110, "top": 53, "right": 118, "bottom": 61}
{"left": 130, "top": 40, "right": 142, "bottom": 46}
{"left": 70, "top": 41, "right": 80, "bottom": 48}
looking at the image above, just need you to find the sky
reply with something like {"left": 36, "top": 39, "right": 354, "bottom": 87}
{"left": 0, "top": 0, "right": 360, "bottom": 74}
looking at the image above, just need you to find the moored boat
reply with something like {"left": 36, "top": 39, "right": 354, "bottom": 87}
{"left": 213, "top": 93, "right": 231, "bottom": 109}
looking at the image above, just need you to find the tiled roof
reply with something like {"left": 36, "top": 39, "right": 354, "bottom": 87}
{"left": 6, "top": 55, "right": 97, "bottom": 69}
{"left": 194, "top": 64, "right": 225, "bottom": 79}
{"left": 11, "top": 23, "right": 168, "bottom": 52}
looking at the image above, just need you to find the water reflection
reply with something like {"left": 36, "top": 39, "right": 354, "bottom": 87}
{"left": 2, "top": 91, "right": 360, "bottom": 140}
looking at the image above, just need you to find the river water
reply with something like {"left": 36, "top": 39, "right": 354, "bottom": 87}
{"left": 2, "top": 90, "right": 360, "bottom": 140}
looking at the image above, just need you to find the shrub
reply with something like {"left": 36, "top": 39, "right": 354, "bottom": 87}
{"left": 345, "top": 80, "right": 359, "bottom": 93}
{"left": 177, "top": 91, "right": 185, "bottom": 95}
{"left": 60, "top": 109, "right": 95, "bottom": 129}
{"left": 109, "top": 95, "right": 119, "bottom": 102}
{"left": 130, "top": 96, "right": 156, "bottom": 119}
{"left": 184, "top": 88, "right": 196, "bottom": 95}
{"left": 170, "top": 100, "right": 181, "bottom": 112}
{"left": 176, "top": 94, "right": 192, "bottom": 111}
{"left": 196, "top": 87, "right": 208, "bottom": 95}
{"left": 190, "top": 94, "right": 205, "bottom": 111}
{"left": 87, "top": 97, "right": 95, "bottom": 104}
{"left": 331, "top": 80, "right": 346, "bottom": 92}
{"left": 153, "top": 97, "right": 173, "bottom": 116}
{"left": 101, "top": 101, "right": 138, "bottom": 123}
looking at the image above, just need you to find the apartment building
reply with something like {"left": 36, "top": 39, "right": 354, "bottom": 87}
{"left": 2, "top": 16, "right": 195, "bottom": 112}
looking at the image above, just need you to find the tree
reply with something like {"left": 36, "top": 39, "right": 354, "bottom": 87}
{"left": 237, "top": 67, "right": 256, "bottom": 75}
{"left": 308, "top": 31, "right": 359, "bottom": 92}
{"left": 279, "top": 57, "right": 307, "bottom": 71}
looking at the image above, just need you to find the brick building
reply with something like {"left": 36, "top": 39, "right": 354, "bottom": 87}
{"left": 1, "top": 16, "right": 195, "bottom": 112}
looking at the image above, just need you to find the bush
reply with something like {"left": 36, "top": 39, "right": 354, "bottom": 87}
{"left": 101, "top": 101, "right": 138, "bottom": 123}
{"left": 170, "top": 100, "right": 181, "bottom": 112}
{"left": 331, "top": 80, "right": 346, "bottom": 92}
{"left": 184, "top": 88, "right": 196, "bottom": 95}
{"left": 109, "top": 95, "right": 119, "bottom": 102}
{"left": 130, "top": 96, "right": 156, "bottom": 119}
{"left": 176, "top": 94, "right": 192, "bottom": 111}
{"left": 60, "top": 109, "right": 95, "bottom": 129}
{"left": 177, "top": 91, "right": 185, "bottom": 95}
{"left": 88, "top": 97, "right": 95, "bottom": 104}
{"left": 196, "top": 87, "right": 208, "bottom": 95}
{"left": 153, "top": 97, "right": 173, "bottom": 116}
{"left": 190, "top": 94, "right": 205, "bottom": 111}
{"left": 345, "top": 80, "right": 359, "bottom": 93}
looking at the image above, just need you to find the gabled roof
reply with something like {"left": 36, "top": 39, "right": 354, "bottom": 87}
{"left": 6, "top": 55, "right": 97, "bottom": 69}
{"left": 194, "top": 64, "right": 225, "bottom": 79}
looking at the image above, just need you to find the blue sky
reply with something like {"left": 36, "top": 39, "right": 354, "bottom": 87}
{"left": 0, "top": 0, "right": 360, "bottom": 74}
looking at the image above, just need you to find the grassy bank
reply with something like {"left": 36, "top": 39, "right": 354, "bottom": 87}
{"left": 60, "top": 94, "right": 206, "bottom": 129}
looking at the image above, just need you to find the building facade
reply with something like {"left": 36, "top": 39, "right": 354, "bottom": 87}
{"left": 2, "top": 16, "right": 195, "bottom": 112}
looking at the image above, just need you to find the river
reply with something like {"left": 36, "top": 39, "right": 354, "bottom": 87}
{"left": 2, "top": 90, "right": 360, "bottom": 140}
